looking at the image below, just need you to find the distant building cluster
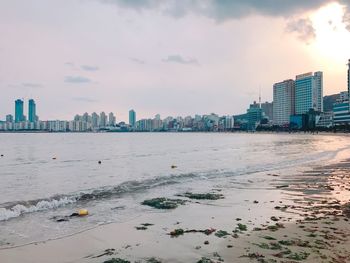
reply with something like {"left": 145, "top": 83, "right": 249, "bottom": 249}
{"left": 133, "top": 113, "right": 234, "bottom": 132}
{"left": 1, "top": 59, "right": 350, "bottom": 132}
{"left": 234, "top": 59, "right": 350, "bottom": 131}
{"left": 0, "top": 103, "right": 235, "bottom": 132}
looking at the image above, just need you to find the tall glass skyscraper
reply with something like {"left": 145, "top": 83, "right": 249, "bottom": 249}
{"left": 295, "top": 72, "right": 323, "bottom": 115}
{"left": 28, "top": 99, "right": 36, "bottom": 122}
{"left": 129, "top": 109, "right": 136, "bottom": 127}
{"left": 15, "top": 99, "right": 24, "bottom": 122}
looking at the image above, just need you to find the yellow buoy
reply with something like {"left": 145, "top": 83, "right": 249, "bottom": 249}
{"left": 78, "top": 209, "right": 89, "bottom": 216}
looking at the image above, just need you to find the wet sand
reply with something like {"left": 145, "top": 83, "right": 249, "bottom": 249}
{"left": 1, "top": 159, "right": 350, "bottom": 263}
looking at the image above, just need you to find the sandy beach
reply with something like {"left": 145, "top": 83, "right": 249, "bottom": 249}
{"left": 1, "top": 154, "right": 350, "bottom": 263}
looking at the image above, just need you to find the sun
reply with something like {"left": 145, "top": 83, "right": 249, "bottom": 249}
{"left": 309, "top": 2, "right": 350, "bottom": 63}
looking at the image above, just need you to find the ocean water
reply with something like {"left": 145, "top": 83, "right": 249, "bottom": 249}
{"left": 0, "top": 133, "right": 349, "bottom": 246}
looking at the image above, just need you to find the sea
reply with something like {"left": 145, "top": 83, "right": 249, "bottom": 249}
{"left": 0, "top": 132, "right": 349, "bottom": 247}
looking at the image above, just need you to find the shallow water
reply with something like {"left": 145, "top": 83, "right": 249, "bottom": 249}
{"left": 0, "top": 133, "right": 349, "bottom": 246}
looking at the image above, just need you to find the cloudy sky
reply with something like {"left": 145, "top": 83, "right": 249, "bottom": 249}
{"left": 1, "top": 0, "right": 350, "bottom": 121}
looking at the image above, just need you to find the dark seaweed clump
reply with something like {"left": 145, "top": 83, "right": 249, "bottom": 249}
{"left": 103, "top": 258, "right": 130, "bottom": 263}
{"left": 179, "top": 192, "right": 224, "bottom": 200}
{"left": 141, "top": 198, "right": 186, "bottom": 209}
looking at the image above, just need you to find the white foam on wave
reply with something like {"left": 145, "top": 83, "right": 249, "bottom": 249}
{"left": 0, "top": 197, "right": 76, "bottom": 221}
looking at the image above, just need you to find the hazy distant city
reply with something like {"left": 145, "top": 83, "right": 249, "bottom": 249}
{"left": 1, "top": 59, "right": 349, "bottom": 133}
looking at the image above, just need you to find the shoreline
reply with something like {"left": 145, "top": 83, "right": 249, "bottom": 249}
{"left": 1, "top": 157, "right": 350, "bottom": 262}
{"left": 0, "top": 130, "right": 349, "bottom": 137}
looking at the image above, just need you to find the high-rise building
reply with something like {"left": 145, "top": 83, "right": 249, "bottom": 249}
{"left": 82, "top": 112, "right": 90, "bottom": 123}
{"left": 295, "top": 72, "right": 323, "bottom": 114}
{"left": 6, "top": 114, "right": 13, "bottom": 123}
{"left": 91, "top": 112, "right": 99, "bottom": 128}
{"left": 129, "top": 109, "right": 136, "bottom": 127}
{"left": 338, "top": 91, "right": 349, "bottom": 103}
{"left": 108, "top": 112, "right": 116, "bottom": 126}
{"left": 348, "top": 59, "right": 350, "bottom": 107}
{"left": 15, "top": 99, "right": 24, "bottom": 122}
{"left": 273, "top": 79, "right": 295, "bottom": 125}
{"left": 247, "top": 101, "right": 263, "bottom": 130}
{"left": 333, "top": 101, "right": 350, "bottom": 125}
{"left": 99, "top": 112, "right": 107, "bottom": 128}
{"left": 261, "top": 101, "right": 273, "bottom": 121}
{"left": 28, "top": 99, "right": 36, "bottom": 122}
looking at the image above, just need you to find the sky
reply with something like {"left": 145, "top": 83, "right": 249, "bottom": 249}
{"left": 1, "top": 0, "right": 350, "bottom": 121}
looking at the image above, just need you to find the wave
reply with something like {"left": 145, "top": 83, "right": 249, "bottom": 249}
{"left": 0, "top": 172, "right": 199, "bottom": 222}
{"left": 0, "top": 145, "right": 347, "bottom": 222}
{"left": 0, "top": 197, "right": 75, "bottom": 221}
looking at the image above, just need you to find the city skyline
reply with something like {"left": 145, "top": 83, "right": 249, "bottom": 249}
{"left": 0, "top": 62, "right": 348, "bottom": 131}
{"left": 0, "top": 65, "right": 344, "bottom": 123}
{"left": 1, "top": 1, "right": 350, "bottom": 120}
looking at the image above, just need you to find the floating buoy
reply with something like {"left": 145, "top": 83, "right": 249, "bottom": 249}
{"left": 98, "top": 160, "right": 102, "bottom": 164}
{"left": 52, "top": 157, "right": 57, "bottom": 160}
{"left": 78, "top": 209, "right": 89, "bottom": 216}
{"left": 171, "top": 165, "right": 177, "bottom": 169}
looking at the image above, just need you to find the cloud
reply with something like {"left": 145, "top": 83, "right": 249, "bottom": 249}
{"left": 342, "top": 3, "right": 350, "bottom": 31}
{"left": 101, "top": 0, "right": 161, "bottom": 10}
{"left": 286, "top": 18, "right": 316, "bottom": 43}
{"left": 162, "top": 55, "right": 199, "bottom": 65}
{"left": 22, "top": 83, "right": 43, "bottom": 88}
{"left": 65, "top": 62, "right": 75, "bottom": 66}
{"left": 130, "top": 57, "right": 146, "bottom": 64}
{"left": 73, "top": 97, "right": 98, "bottom": 103}
{"left": 64, "top": 76, "right": 91, "bottom": 84}
{"left": 81, "top": 65, "right": 99, "bottom": 71}
{"left": 99, "top": 0, "right": 335, "bottom": 20}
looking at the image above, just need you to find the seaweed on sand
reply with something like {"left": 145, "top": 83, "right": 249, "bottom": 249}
{"left": 215, "top": 230, "right": 230, "bottom": 238}
{"left": 237, "top": 223, "right": 248, "bottom": 231}
{"left": 169, "top": 229, "right": 185, "bottom": 237}
{"left": 178, "top": 192, "right": 224, "bottom": 200}
{"left": 169, "top": 228, "right": 216, "bottom": 237}
{"left": 267, "top": 223, "right": 285, "bottom": 231}
{"left": 286, "top": 251, "right": 310, "bottom": 261}
{"left": 262, "top": 236, "right": 276, "bottom": 240}
{"left": 135, "top": 226, "right": 148, "bottom": 230}
{"left": 196, "top": 257, "right": 214, "bottom": 263}
{"left": 145, "top": 258, "right": 162, "bottom": 263}
{"left": 103, "top": 258, "right": 130, "bottom": 263}
{"left": 141, "top": 198, "right": 186, "bottom": 209}
{"left": 253, "top": 242, "right": 282, "bottom": 250}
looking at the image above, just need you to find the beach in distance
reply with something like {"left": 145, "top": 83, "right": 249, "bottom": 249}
{"left": 1, "top": 133, "right": 350, "bottom": 263}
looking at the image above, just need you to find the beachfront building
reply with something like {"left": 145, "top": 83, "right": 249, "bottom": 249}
{"left": 316, "top": 112, "right": 333, "bottom": 128}
{"left": 333, "top": 101, "right": 350, "bottom": 125}
{"left": 82, "top": 112, "right": 90, "bottom": 123}
{"left": 129, "top": 109, "right": 136, "bottom": 128}
{"left": 28, "top": 99, "right": 37, "bottom": 123}
{"left": 15, "top": 99, "right": 24, "bottom": 122}
{"left": 108, "top": 112, "right": 116, "bottom": 126}
{"left": 99, "top": 112, "right": 107, "bottom": 128}
{"left": 337, "top": 91, "right": 349, "bottom": 103}
{"left": 295, "top": 72, "right": 323, "bottom": 114}
{"left": 261, "top": 102, "right": 273, "bottom": 121}
{"left": 136, "top": 119, "right": 152, "bottom": 131}
{"left": 348, "top": 59, "right": 350, "bottom": 106}
{"left": 273, "top": 79, "right": 295, "bottom": 126}
{"left": 223, "top": 115, "right": 234, "bottom": 130}
{"left": 247, "top": 101, "right": 263, "bottom": 131}
{"left": 6, "top": 114, "right": 13, "bottom": 123}
{"left": 91, "top": 112, "right": 99, "bottom": 128}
